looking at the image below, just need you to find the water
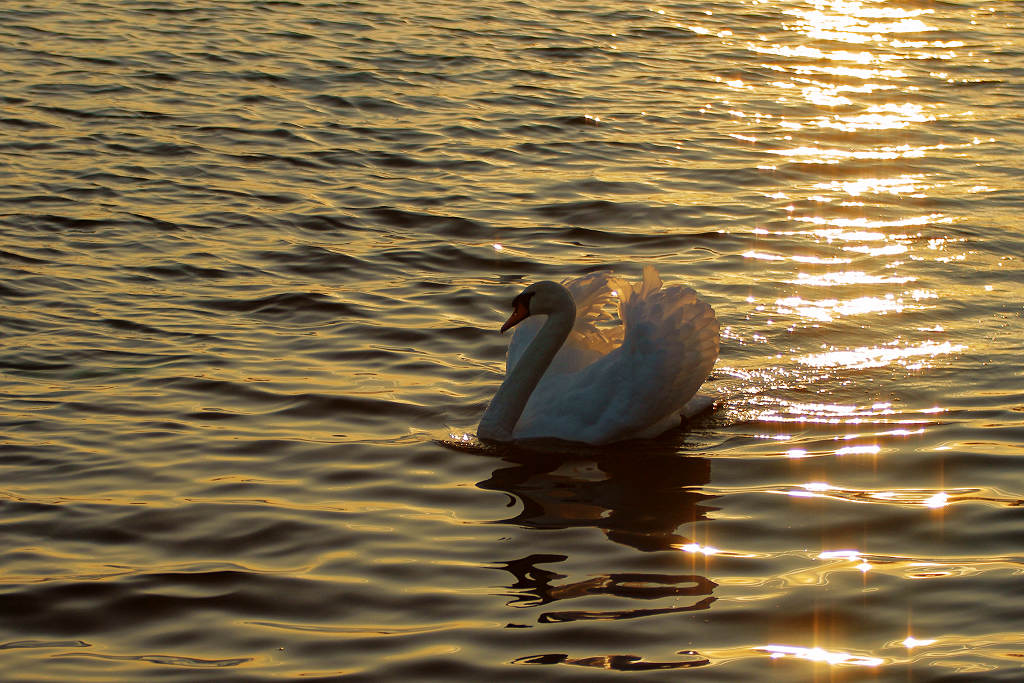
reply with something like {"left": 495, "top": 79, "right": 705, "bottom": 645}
{"left": 2, "top": 0, "right": 1023, "bottom": 680}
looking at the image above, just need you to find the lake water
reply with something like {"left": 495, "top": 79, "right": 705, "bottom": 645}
{"left": 2, "top": 0, "right": 1023, "bottom": 680}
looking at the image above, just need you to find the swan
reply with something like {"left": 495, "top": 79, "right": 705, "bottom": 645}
{"left": 478, "top": 266, "right": 719, "bottom": 444}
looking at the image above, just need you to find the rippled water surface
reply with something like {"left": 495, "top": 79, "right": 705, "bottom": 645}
{"left": 2, "top": 0, "right": 1023, "bottom": 680}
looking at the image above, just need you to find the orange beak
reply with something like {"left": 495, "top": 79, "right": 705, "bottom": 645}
{"left": 500, "top": 295, "right": 531, "bottom": 333}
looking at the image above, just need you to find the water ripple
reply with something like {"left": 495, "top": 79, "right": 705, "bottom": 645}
{"left": 1, "top": 0, "right": 1023, "bottom": 680}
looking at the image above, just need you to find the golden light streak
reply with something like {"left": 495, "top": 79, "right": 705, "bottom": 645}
{"left": 775, "top": 295, "right": 908, "bottom": 322}
{"left": 748, "top": 43, "right": 901, "bottom": 66}
{"left": 796, "top": 213, "right": 948, "bottom": 230}
{"left": 790, "top": 271, "right": 916, "bottom": 286}
{"left": 812, "top": 175, "right": 928, "bottom": 197}
{"left": 835, "top": 445, "right": 880, "bottom": 456}
{"left": 769, "top": 485, "right": 972, "bottom": 509}
{"left": 677, "top": 542, "right": 721, "bottom": 556}
{"left": 818, "top": 550, "right": 861, "bottom": 560}
{"left": 815, "top": 104, "right": 937, "bottom": 132}
{"left": 842, "top": 244, "right": 908, "bottom": 256}
{"left": 765, "top": 144, "right": 928, "bottom": 161}
{"left": 755, "top": 644, "right": 883, "bottom": 667}
{"left": 815, "top": 549, "right": 873, "bottom": 572}
{"left": 743, "top": 251, "right": 851, "bottom": 265}
{"left": 903, "top": 636, "right": 937, "bottom": 649}
{"left": 798, "top": 341, "right": 966, "bottom": 370}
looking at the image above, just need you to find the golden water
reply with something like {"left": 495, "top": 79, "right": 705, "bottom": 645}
{"left": 1, "top": 1, "right": 1022, "bottom": 679}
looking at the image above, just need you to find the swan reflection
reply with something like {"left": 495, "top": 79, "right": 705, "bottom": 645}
{"left": 498, "top": 554, "right": 716, "bottom": 624}
{"left": 478, "top": 441, "right": 719, "bottom": 627}
{"left": 478, "top": 445, "right": 716, "bottom": 552}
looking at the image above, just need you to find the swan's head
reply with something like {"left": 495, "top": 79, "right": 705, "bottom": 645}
{"left": 500, "top": 280, "right": 573, "bottom": 333}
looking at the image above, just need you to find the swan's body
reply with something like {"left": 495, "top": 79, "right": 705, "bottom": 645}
{"left": 478, "top": 266, "right": 719, "bottom": 444}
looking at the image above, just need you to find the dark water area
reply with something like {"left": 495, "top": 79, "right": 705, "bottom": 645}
{"left": 2, "top": 0, "right": 1023, "bottom": 680}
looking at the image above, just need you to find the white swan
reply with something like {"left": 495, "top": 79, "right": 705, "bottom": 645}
{"left": 478, "top": 266, "right": 719, "bottom": 444}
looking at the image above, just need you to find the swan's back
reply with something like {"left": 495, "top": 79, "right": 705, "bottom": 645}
{"left": 511, "top": 266, "right": 719, "bottom": 444}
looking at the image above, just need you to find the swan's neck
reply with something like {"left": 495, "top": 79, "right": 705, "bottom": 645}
{"left": 478, "top": 305, "right": 575, "bottom": 442}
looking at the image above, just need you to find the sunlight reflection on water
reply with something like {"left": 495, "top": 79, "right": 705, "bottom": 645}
{"left": 2, "top": 0, "right": 1023, "bottom": 679}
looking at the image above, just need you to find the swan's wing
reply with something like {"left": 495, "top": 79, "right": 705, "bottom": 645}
{"left": 563, "top": 270, "right": 623, "bottom": 359}
{"left": 506, "top": 271, "right": 620, "bottom": 376}
{"left": 515, "top": 265, "right": 719, "bottom": 444}
{"left": 602, "top": 265, "right": 720, "bottom": 436}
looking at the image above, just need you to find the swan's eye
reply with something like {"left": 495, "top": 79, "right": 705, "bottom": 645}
{"left": 500, "top": 291, "right": 535, "bottom": 333}
{"left": 511, "top": 291, "right": 534, "bottom": 312}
